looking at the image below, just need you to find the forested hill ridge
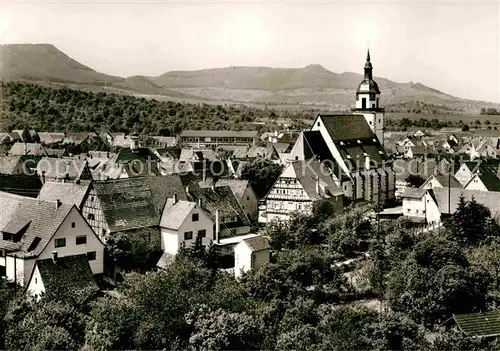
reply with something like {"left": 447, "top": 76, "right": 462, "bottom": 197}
{"left": 1, "top": 43, "right": 499, "bottom": 113}
{"left": 0, "top": 82, "right": 315, "bottom": 134}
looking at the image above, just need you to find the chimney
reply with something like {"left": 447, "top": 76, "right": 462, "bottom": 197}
{"left": 215, "top": 209, "right": 220, "bottom": 243}
{"left": 364, "top": 154, "right": 371, "bottom": 170}
{"left": 315, "top": 175, "right": 320, "bottom": 195}
{"left": 202, "top": 162, "right": 206, "bottom": 182}
{"left": 185, "top": 186, "right": 190, "bottom": 196}
{"left": 55, "top": 199, "right": 61, "bottom": 210}
{"left": 173, "top": 193, "right": 178, "bottom": 204}
{"left": 52, "top": 251, "right": 58, "bottom": 263}
{"left": 198, "top": 198, "right": 202, "bottom": 207}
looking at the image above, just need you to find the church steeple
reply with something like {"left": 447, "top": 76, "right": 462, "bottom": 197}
{"left": 364, "top": 49, "right": 373, "bottom": 79}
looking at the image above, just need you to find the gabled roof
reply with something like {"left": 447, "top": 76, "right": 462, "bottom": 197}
{"left": 0, "top": 191, "right": 75, "bottom": 257}
{"left": 160, "top": 199, "right": 198, "bottom": 230}
{"left": 402, "top": 188, "right": 426, "bottom": 199}
{"left": 241, "top": 235, "right": 270, "bottom": 252}
{"left": 33, "top": 254, "right": 98, "bottom": 294}
{"left": 214, "top": 179, "right": 251, "bottom": 201}
{"left": 422, "top": 174, "right": 462, "bottom": 189}
{"left": 93, "top": 177, "right": 160, "bottom": 232}
{"left": 8, "top": 143, "right": 47, "bottom": 156}
{"left": 36, "top": 157, "right": 89, "bottom": 180}
{"left": 0, "top": 156, "right": 22, "bottom": 174}
{"left": 430, "top": 188, "right": 500, "bottom": 217}
{"left": 145, "top": 175, "right": 188, "bottom": 213}
{"left": 318, "top": 114, "right": 375, "bottom": 141}
{"left": 0, "top": 174, "right": 43, "bottom": 198}
{"left": 232, "top": 146, "right": 276, "bottom": 160}
{"left": 44, "top": 148, "right": 66, "bottom": 158}
{"left": 290, "top": 160, "right": 343, "bottom": 200}
{"left": 187, "top": 185, "right": 250, "bottom": 229}
{"left": 38, "top": 182, "right": 90, "bottom": 208}
{"left": 37, "top": 132, "right": 65, "bottom": 145}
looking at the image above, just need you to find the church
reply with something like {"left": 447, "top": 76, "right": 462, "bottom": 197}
{"left": 263, "top": 51, "right": 395, "bottom": 222}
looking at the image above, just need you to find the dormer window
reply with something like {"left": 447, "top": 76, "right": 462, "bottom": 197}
{"left": 357, "top": 140, "right": 362, "bottom": 144}
{"left": 340, "top": 141, "right": 345, "bottom": 145}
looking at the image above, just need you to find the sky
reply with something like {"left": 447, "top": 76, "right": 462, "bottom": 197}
{"left": 0, "top": 0, "right": 499, "bottom": 102}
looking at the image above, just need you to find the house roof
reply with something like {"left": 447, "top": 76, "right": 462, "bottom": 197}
{"left": 145, "top": 175, "right": 188, "bottom": 213}
{"left": 242, "top": 235, "right": 270, "bottom": 252}
{"left": 454, "top": 310, "right": 500, "bottom": 338}
{"left": 44, "top": 148, "right": 66, "bottom": 158}
{"left": 9, "top": 143, "right": 47, "bottom": 156}
{"left": 180, "top": 130, "right": 258, "bottom": 138}
{"left": 431, "top": 188, "right": 500, "bottom": 217}
{"left": 36, "top": 157, "right": 88, "bottom": 180}
{"left": 291, "top": 159, "right": 344, "bottom": 200}
{"left": 431, "top": 174, "right": 462, "bottom": 188}
{"left": 472, "top": 168, "right": 500, "bottom": 192}
{"left": 214, "top": 179, "right": 250, "bottom": 201}
{"left": 187, "top": 184, "right": 250, "bottom": 230}
{"left": 0, "top": 174, "right": 43, "bottom": 198}
{"left": 93, "top": 177, "right": 160, "bottom": 232}
{"left": 318, "top": 114, "right": 375, "bottom": 141}
{"left": 37, "top": 132, "right": 65, "bottom": 145}
{"left": 402, "top": 188, "right": 426, "bottom": 199}
{"left": 160, "top": 199, "right": 197, "bottom": 230}
{"left": 271, "top": 143, "right": 291, "bottom": 154}
{"left": 38, "top": 182, "right": 90, "bottom": 208}
{"left": 232, "top": 146, "right": 275, "bottom": 160}
{"left": 0, "top": 156, "right": 22, "bottom": 174}
{"left": 0, "top": 191, "right": 75, "bottom": 257}
{"left": 33, "top": 254, "right": 98, "bottom": 294}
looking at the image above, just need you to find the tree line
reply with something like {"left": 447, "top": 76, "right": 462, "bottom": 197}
{"left": 0, "top": 82, "right": 315, "bottom": 135}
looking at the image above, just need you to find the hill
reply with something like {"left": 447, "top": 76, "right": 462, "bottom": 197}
{"left": 1, "top": 43, "right": 499, "bottom": 113}
{"left": 0, "top": 44, "right": 123, "bottom": 85}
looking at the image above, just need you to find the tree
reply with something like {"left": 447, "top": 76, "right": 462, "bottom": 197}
{"left": 105, "top": 231, "right": 133, "bottom": 269}
{"left": 445, "top": 196, "right": 492, "bottom": 246}
{"left": 186, "top": 305, "right": 261, "bottom": 350}
{"left": 387, "top": 234, "right": 491, "bottom": 327}
{"left": 240, "top": 160, "right": 284, "bottom": 198}
{"left": 5, "top": 299, "right": 87, "bottom": 350}
{"left": 462, "top": 125, "right": 470, "bottom": 131}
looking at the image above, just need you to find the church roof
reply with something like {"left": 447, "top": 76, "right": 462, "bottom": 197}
{"left": 319, "top": 114, "right": 376, "bottom": 141}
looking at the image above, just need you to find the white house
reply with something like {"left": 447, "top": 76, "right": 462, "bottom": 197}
{"left": 0, "top": 191, "right": 104, "bottom": 286}
{"left": 402, "top": 187, "right": 500, "bottom": 227}
{"left": 160, "top": 195, "right": 214, "bottom": 255}
{"left": 234, "top": 235, "right": 270, "bottom": 279}
{"left": 26, "top": 253, "right": 99, "bottom": 299}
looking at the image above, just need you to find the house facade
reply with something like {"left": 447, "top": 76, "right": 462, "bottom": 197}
{"left": 179, "top": 130, "right": 258, "bottom": 148}
{"left": 234, "top": 236, "right": 270, "bottom": 279}
{"left": 264, "top": 160, "right": 344, "bottom": 222}
{"left": 0, "top": 192, "right": 104, "bottom": 286}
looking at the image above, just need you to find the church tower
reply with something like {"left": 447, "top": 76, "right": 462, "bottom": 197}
{"left": 352, "top": 50, "right": 384, "bottom": 145}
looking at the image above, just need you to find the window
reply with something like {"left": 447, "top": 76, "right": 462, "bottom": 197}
{"left": 87, "top": 251, "right": 96, "bottom": 261}
{"left": 317, "top": 122, "right": 320, "bottom": 127}
{"left": 184, "top": 231, "right": 193, "bottom": 240}
{"left": 415, "top": 209, "right": 419, "bottom": 214}
{"left": 76, "top": 235, "right": 87, "bottom": 245}
{"left": 362, "top": 98, "right": 366, "bottom": 109}
{"left": 192, "top": 213, "right": 199, "bottom": 222}
{"left": 246, "top": 196, "right": 249, "bottom": 201}
{"left": 407, "top": 209, "right": 411, "bottom": 213}
{"left": 35, "top": 278, "right": 37, "bottom": 284}
{"left": 87, "top": 213, "right": 95, "bottom": 221}
{"left": 71, "top": 222, "right": 75, "bottom": 228}
{"left": 55, "top": 238, "right": 66, "bottom": 248}
{"left": 198, "top": 229, "right": 206, "bottom": 238}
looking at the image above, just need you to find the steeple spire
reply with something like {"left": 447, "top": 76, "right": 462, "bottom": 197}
{"left": 364, "top": 49, "right": 373, "bottom": 79}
